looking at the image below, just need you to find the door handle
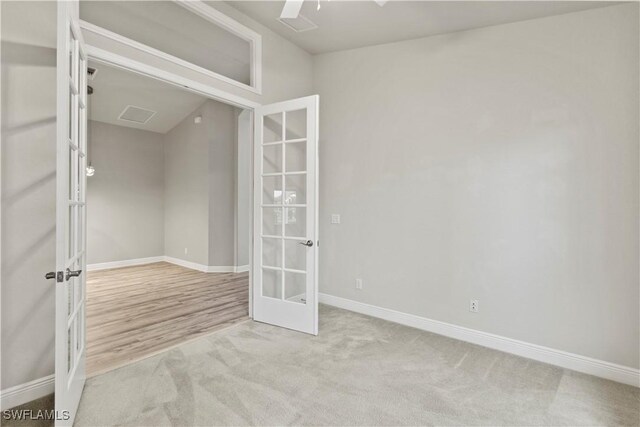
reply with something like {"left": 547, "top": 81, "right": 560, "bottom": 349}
{"left": 298, "top": 240, "right": 313, "bottom": 247}
{"left": 45, "top": 272, "right": 56, "bottom": 280}
{"left": 66, "top": 268, "right": 82, "bottom": 281}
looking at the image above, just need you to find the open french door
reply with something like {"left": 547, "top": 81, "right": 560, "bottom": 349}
{"left": 253, "top": 95, "right": 319, "bottom": 335}
{"left": 53, "top": 1, "right": 88, "bottom": 424}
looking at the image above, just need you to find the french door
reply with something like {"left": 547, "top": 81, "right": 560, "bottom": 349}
{"left": 253, "top": 95, "right": 319, "bottom": 335}
{"left": 54, "top": 1, "right": 88, "bottom": 424}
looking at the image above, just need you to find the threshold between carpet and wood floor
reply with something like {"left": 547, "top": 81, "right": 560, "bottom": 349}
{"left": 86, "top": 262, "right": 249, "bottom": 376}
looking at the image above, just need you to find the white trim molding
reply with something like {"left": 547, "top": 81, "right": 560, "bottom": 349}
{"left": 79, "top": 0, "right": 262, "bottom": 94}
{"left": 162, "top": 256, "right": 209, "bottom": 272}
{"left": 164, "top": 257, "right": 247, "bottom": 273}
{"left": 87, "top": 256, "right": 164, "bottom": 271}
{"left": 0, "top": 375, "right": 54, "bottom": 411}
{"left": 319, "top": 293, "right": 640, "bottom": 387}
{"left": 235, "top": 265, "right": 250, "bottom": 273}
{"left": 89, "top": 256, "right": 249, "bottom": 274}
{"left": 86, "top": 45, "right": 259, "bottom": 111}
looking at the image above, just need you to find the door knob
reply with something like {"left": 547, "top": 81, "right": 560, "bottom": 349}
{"left": 298, "top": 240, "right": 313, "bottom": 247}
{"left": 66, "top": 268, "right": 82, "bottom": 281}
{"left": 45, "top": 272, "right": 56, "bottom": 280}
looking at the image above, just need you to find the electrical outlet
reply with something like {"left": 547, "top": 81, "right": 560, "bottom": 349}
{"left": 355, "top": 278, "right": 363, "bottom": 290}
{"left": 331, "top": 214, "right": 341, "bottom": 224}
{"left": 470, "top": 299, "right": 479, "bottom": 313}
{"left": 184, "top": 248, "right": 188, "bottom": 255}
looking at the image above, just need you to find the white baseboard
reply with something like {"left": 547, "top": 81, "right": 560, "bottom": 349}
{"left": 234, "top": 264, "right": 249, "bottom": 273}
{"left": 163, "top": 256, "right": 209, "bottom": 272}
{"left": 163, "top": 256, "right": 238, "bottom": 273}
{"left": 206, "top": 265, "right": 241, "bottom": 273}
{"left": 88, "top": 256, "right": 248, "bottom": 274}
{"left": 0, "top": 375, "right": 54, "bottom": 410}
{"left": 87, "top": 256, "right": 165, "bottom": 271}
{"left": 319, "top": 293, "right": 640, "bottom": 387}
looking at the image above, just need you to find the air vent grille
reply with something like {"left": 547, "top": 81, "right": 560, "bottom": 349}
{"left": 87, "top": 66, "right": 98, "bottom": 80}
{"left": 278, "top": 14, "right": 318, "bottom": 33}
{"left": 118, "top": 105, "right": 156, "bottom": 124}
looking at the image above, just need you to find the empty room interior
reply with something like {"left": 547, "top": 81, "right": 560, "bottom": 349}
{"left": 84, "top": 61, "right": 252, "bottom": 376}
{"left": 1, "top": 0, "right": 639, "bottom": 426}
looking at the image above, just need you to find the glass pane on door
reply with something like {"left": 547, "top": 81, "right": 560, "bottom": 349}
{"left": 262, "top": 238, "right": 282, "bottom": 269}
{"left": 285, "top": 109, "right": 306, "bottom": 140}
{"left": 284, "top": 239, "right": 306, "bottom": 271}
{"left": 285, "top": 271, "right": 306, "bottom": 304}
{"left": 262, "top": 268, "right": 282, "bottom": 299}
{"left": 285, "top": 207, "right": 306, "bottom": 237}
{"left": 285, "top": 141, "right": 306, "bottom": 173}
{"left": 263, "top": 176, "right": 282, "bottom": 205}
{"left": 262, "top": 207, "right": 282, "bottom": 236}
{"left": 285, "top": 175, "right": 306, "bottom": 205}
{"left": 263, "top": 112, "right": 283, "bottom": 143}
{"left": 263, "top": 144, "right": 282, "bottom": 173}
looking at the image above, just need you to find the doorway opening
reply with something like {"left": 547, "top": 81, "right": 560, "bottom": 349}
{"left": 84, "top": 60, "right": 253, "bottom": 376}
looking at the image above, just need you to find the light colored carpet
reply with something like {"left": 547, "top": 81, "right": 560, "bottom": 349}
{"left": 75, "top": 305, "right": 639, "bottom": 426}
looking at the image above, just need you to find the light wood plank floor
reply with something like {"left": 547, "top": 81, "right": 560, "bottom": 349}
{"left": 86, "top": 262, "right": 249, "bottom": 376}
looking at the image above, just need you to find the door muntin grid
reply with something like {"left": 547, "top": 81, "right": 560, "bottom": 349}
{"left": 260, "top": 109, "right": 310, "bottom": 305}
{"left": 65, "top": 23, "right": 87, "bottom": 380}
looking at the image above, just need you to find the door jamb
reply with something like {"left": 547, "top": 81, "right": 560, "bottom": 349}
{"left": 85, "top": 45, "right": 258, "bottom": 319}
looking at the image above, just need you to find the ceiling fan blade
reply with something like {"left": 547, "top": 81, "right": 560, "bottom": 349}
{"left": 280, "top": 0, "right": 305, "bottom": 19}
{"left": 373, "top": 0, "right": 388, "bottom": 6}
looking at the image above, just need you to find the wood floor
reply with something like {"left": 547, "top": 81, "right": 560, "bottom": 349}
{"left": 86, "top": 262, "right": 249, "bottom": 376}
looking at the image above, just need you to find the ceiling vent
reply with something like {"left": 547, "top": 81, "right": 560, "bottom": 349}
{"left": 278, "top": 14, "right": 318, "bottom": 33}
{"left": 87, "top": 66, "right": 98, "bottom": 80}
{"left": 118, "top": 105, "right": 156, "bottom": 124}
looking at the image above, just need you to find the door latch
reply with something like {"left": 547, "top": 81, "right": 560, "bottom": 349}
{"left": 66, "top": 268, "right": 83, "bottom": 281}
{"left": 45, "top": 271, "right": 64, "bottom": 282}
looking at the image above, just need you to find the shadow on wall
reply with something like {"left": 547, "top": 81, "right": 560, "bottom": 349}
{"left": 1, "top": 40, "right": 58, "bottom": 389}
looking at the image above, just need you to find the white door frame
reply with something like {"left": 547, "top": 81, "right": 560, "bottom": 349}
{"left": 85, "top": 45, "right": 260, "bottom": 317}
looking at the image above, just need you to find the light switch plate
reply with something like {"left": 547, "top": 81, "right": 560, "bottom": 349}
{"left": 331, "top": 214, "right": 341, "bottom": 224}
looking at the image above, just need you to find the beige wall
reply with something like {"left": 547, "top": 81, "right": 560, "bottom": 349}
{"left": 206, "top": 100, "right": 238, "bottom": 267}
{"left": 87, "top": 121, "right": 165, "bottom": 264}
{"left": 163, "top": 99, "right": 244, "bottom": 268}
{"left": 163, "top": 102, "right": 211, "bottom": 265}
{"left": 313, "top": 3, "right": 639, "bottom": 369}
{"left": 1, "top": 1, "right": 58, "bottom": 390}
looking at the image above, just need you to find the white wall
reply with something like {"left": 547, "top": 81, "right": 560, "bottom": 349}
{"left": 163, "top": 102, "right": 211, "bottom": 266}
{"left": 1, "top": 1, "right": 57, "bottom": 390}
{"left": 163, "top": 99, "right": 243, "bottom": 268}
{"left": 314, "top": 3, "right": 639, "bottom": 369}
{"left": 87, "top": 121, "right": 165, "bottom": 264}
{"left": 206, "top": 100, "right": 238, "bottom": 267}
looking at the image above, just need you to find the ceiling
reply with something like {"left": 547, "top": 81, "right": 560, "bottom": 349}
{"left": 88, "top": 61, "right": 207, "bottom": 134}
{"left": 227, "top": 1, "right": 619, "bottom": 54}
